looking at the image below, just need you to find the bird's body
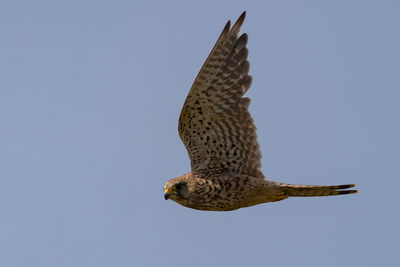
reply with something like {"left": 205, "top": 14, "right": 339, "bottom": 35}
{"left": 163, "top": 11, "right": 358, "bottom": 211}
{"left": 165, "top": 173, "right": 356, "bottom": 211}
{"left": 165, "top": 173, "right": 286, "bottom": 211}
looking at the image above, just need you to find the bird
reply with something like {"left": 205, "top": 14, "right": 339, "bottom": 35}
{"left": 163, "top": 11, "right": 358, "bottom": 211}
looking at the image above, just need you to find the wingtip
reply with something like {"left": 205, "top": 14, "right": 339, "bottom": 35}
{"left": 236, "top": 11, "right": 246, "bottom": 25}
{"left": 240, "top": 11, "right": 246, "bottom": 20}
{"left": 229, "top": 11, "right": 246, "bottom": 32}
{"left": 222, "top": 20, "right": 231, "bottom": 34}
{"left": 225, "top": 20, "right": 231, "bottom": 29}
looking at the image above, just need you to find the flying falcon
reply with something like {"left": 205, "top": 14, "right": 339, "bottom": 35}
{"left": 163, "top": 11, "right": 358, "bottom": 211}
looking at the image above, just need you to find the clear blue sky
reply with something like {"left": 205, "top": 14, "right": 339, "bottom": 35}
{"left": 1, "top": 1, "right": 398, "bottom": 266}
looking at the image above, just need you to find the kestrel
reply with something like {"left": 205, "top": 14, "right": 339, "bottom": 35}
{"left": 164, "top": 11, "right": 358, "bottom": 211}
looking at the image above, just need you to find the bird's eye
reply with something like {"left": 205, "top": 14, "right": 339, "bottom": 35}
{"left": 175, "top": 183, "right": 182, "bottom": 190}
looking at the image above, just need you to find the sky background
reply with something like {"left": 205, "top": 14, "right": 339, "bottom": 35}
{"left": 1, "top": 1, "right": 399, "bottom": 266}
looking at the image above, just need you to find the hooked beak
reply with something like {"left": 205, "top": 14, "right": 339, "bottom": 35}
{"left": 164, "top": 187, "right": 174, "bottom": 200}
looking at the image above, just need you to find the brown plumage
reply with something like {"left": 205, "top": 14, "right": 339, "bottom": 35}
{"left": 164, "top": 11, "right": 358, "bottom": 211}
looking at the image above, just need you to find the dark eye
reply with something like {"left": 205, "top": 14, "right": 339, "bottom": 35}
{"left": 175, "top": 183, "right": 182, "bottom": 190}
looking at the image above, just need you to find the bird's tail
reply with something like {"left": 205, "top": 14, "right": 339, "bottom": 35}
{"left": 277, "top": 183, "right": 359, "bottom": 197}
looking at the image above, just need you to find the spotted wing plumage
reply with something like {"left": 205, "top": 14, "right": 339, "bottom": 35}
{"left": 178, "top": 12, "right": 263, "bottom": 178}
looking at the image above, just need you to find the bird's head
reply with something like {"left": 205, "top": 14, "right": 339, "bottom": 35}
{"left": 163, "top": 176, "right": 190, "bottom": 202}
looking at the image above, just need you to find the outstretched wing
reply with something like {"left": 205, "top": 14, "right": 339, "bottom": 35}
{"left": 178, "top": 12, "right": 264, "bottom": 178}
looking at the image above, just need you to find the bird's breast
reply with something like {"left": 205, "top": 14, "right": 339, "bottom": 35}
{"left": 181, "top": 175, "right": 265, "bottom": 211}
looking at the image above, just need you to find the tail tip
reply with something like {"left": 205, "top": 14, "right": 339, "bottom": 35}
{"left": 338, "top": 189, "right": 359, "bottom": 195}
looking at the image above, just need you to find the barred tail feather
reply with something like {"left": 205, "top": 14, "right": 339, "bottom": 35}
{"left": 282, "top": 184, "right": 359, "bottom": 197}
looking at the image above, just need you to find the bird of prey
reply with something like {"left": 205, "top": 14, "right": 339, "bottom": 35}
{"left": 163, "top": 11, "right": 358, "bottom": 211}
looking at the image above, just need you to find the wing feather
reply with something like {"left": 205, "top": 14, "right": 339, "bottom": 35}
{"left": 178, "top": 12, "right": 264, "bottom": 178}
